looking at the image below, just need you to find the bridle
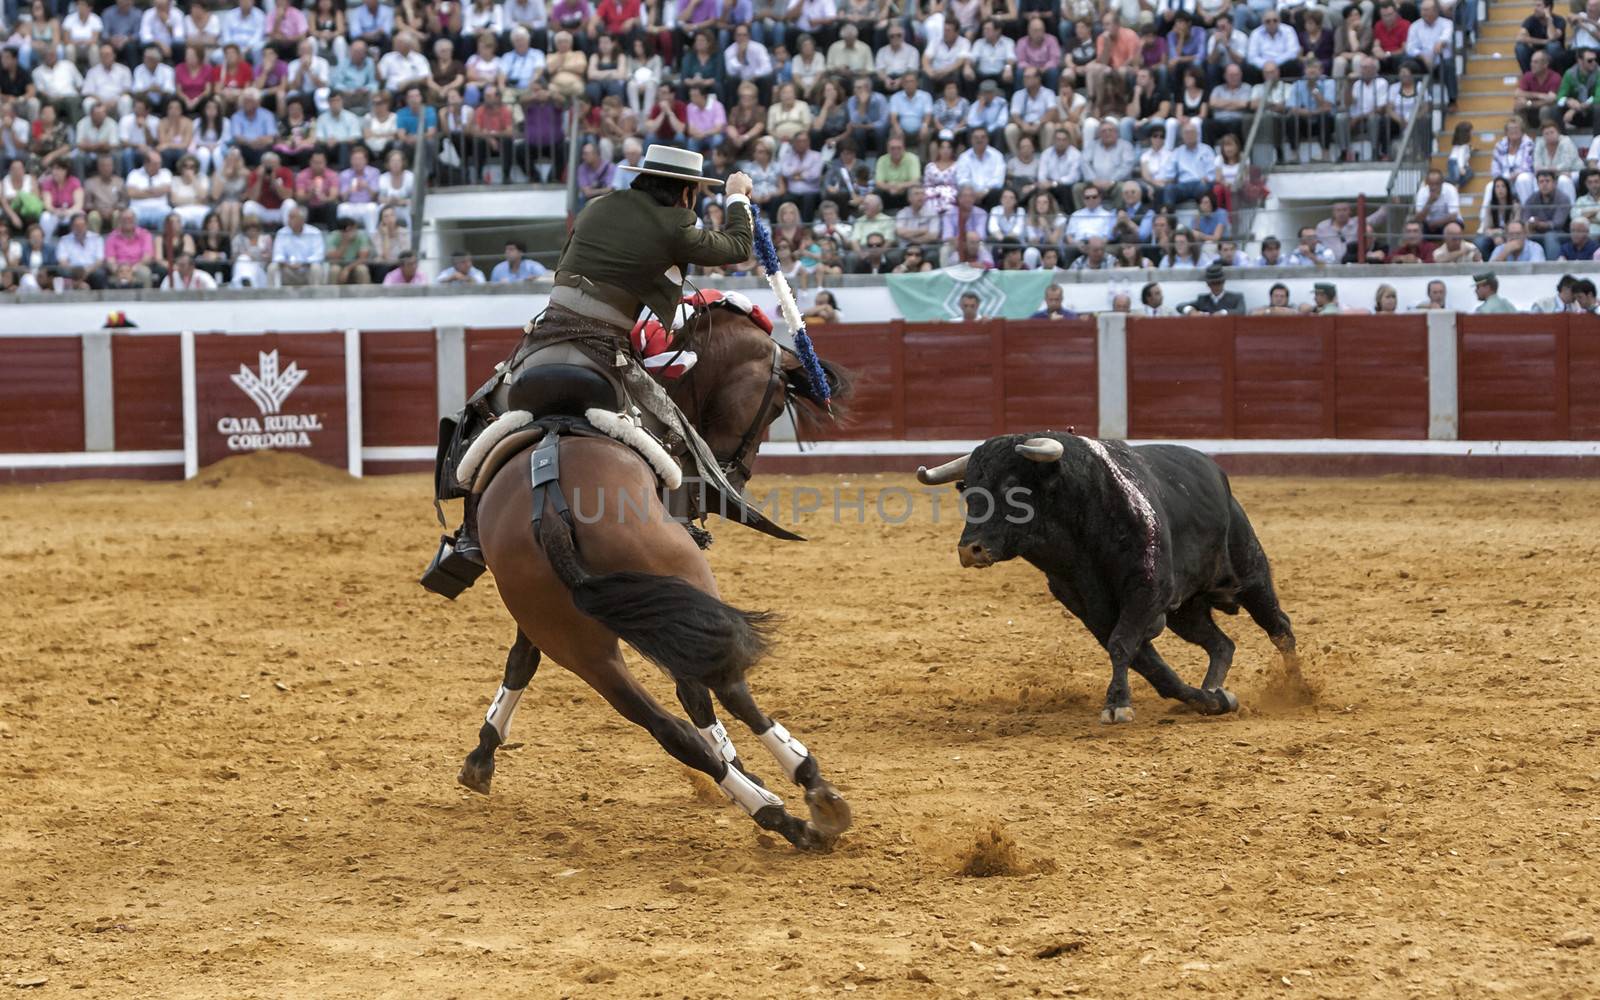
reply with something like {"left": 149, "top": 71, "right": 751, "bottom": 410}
{"left": 719, "top": 341, "right": 785, "bottom": 488}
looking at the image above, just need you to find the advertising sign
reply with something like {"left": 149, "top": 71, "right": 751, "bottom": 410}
{"left": 191, "top": 333, "right": 350, "bottom": 470}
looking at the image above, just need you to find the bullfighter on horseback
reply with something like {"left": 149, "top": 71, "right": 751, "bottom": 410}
{"left": 423, "top": 145, "right": 771, "bottom": 597}
{"left": 420, "top": 144, "right": 854, "bottom": 852}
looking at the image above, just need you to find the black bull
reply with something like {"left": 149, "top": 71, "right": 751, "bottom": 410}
{"left": 918, "top": 432, "right": 1300, "bottom": 724}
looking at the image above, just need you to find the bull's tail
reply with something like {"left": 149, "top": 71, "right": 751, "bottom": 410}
{"left": 537, "top": 514, "right": 775, "bottom": 688}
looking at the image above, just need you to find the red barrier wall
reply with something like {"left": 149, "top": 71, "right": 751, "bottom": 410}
{"left": 465, "top": 326, "right": 524, "bottom": 398}
{"left": 0, "top": 337, "right": 83, "bottom": 453}
{"left": 809, "top": 319, "right": 1097, "bottom": 440}
{"left": 192, "top": 333, "right": 349, "bottom": 469}
{"left": 360, "top": 329, "right": 437, "bottom": 449}
{"left": 1458, "top": 315, "right": 1600, "bottom": 440}
{"left": 111, "top": 334, "right": 183, "bottom": 451}
{"left": 1128, "top": 315, "right": 1429, "bottom": 439}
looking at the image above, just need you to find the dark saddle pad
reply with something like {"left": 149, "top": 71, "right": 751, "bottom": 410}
{"left": 506, "top": 364, "right": 620, "bottom": 419}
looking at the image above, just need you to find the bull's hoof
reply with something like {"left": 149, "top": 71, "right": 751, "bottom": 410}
{"left": 1200, "top": 687, "right": 1240, "bottom": 715}
{"left": 457, "top": 759, "right": 494, "bottom": 795}
{"left": 1099, "top": 706, "right": 1135, "bottom": 725}
{"left": 804, "top": 783, "right": 853, "bottom": 839}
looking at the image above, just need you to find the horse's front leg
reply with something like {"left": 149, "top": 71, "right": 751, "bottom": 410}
{"left": 713, "top": 679, "right": 852, "bottom": 841}
{"left": 458, "top": 630, "right": 541, "bottom": 794}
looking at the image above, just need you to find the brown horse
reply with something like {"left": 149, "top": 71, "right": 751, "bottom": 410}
{"left": 457, "top": 310, "right": 854, "bottom": 851}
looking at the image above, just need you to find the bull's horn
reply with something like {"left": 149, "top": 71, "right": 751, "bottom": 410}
{"left": 916, "top": 453, "right": 970, "bottom": 485}
{"left": 1015, "top": 437, "right": 1064, "bottom": 462}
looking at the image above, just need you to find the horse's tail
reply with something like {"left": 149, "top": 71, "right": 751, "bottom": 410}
{"left": 538, "top": 514, "right": 776, "bottom": 688}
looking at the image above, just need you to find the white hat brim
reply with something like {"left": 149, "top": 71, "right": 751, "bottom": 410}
{"left": 615, "top": 164, "right": 723, "bottom": 185}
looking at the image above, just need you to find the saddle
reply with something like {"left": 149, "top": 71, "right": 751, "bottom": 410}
{"left": 454, "top": 363, "right": 681, "bottom": 496}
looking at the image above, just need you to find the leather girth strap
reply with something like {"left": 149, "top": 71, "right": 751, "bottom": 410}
{"left": 529, "top": 425, "right": 571, "bottom": 539}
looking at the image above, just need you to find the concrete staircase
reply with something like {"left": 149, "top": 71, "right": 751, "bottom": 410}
{"left": 1430, "top": 6, "right": 1529, "bottom": 232}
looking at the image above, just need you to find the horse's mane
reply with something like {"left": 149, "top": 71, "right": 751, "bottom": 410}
{"left": 679, "top": 308, "right": 854, "bottom": 438}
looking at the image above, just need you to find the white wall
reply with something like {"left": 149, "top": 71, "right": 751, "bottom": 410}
{"left": 0, "top": 265, "right": 1578, "bottom": 335}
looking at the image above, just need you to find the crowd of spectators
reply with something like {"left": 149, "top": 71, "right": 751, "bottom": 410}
{"left": 0, "top": 0, "right": 1594, "bottom": 295}
{"left": 1002, "top": 264, "right": 1599, "bottom": 320}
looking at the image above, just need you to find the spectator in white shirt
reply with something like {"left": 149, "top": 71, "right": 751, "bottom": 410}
{"left": 1404, "top": 0, "right": 1455, "bottom": 102}
{"left": 436, "top": 250, "right": 488, "bottom": 284}
{"left": 1410, "top": 168, "right": 1463, "bottom": 235}
{"left": 955, "top": 126, "right": 1007, "bottom": 206}
{"left": 126, "top": 150, "right": 174, "bottom": 229}
{"left": 139, "top": 0, "right": 185, "bottom": 60}
{"left": 1343, "top": 56, "right": 1392, "bottom": 158}
{"left": 61, "top": 0, "right": 104, "bottom": 65}
{"left": 922, "top": 20, "right": 971, "bottom": 92}
{"left": 724, "top": 23, "right": 773, "bottom": 87}
{"left": 1038, "top": 127, "right": 1083, "bottom": 207}
{"left": 1245, "top": 8, "right": 1301, "bottom": 81}
{"left": 132, "top": 46, "right": 177, "bottom": 109}
{"left": 287, "top": 37, "right": 332, "bottom": 113}
{"left": 84, "top": 44, "right": 134, "bottom": 118}
{"left": 379, "top": 31, "right": 431, "bottom": 94}
{"left": 162, "top": 253, "right": 220, "bottom": 290}
{"left": 874, "top": 24, "right": 919, "bottom": 90}
{"left": 32, "top": 48, "right": 86, "bottom": 121}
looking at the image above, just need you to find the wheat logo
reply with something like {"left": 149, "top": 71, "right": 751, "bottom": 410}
{"left": 231, "top": 350, "right": 308, "bottom": 415}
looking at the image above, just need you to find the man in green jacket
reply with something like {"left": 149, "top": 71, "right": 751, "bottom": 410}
{"left": 1558, "top": 47, "right": 1600, "bottom": 131}
{"left": 1474, "top": 271, "right": 1518, "bottom": 313}
{"left": 424, "top": 146, "right": 757, "bottom": 596}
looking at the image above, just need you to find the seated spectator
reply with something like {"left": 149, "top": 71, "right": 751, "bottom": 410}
{"left": 1405, "top": 1, "right": 1455, "bottom": 102}
{"left": 1211, "top": 239, "right": 1251, "bottom": 268}
{"left": 1372, "top": 2, "right": 1411, "bottom": 75}
{"left": 1411, "top": 168, "right": 1462, "bottom": 235}
{"left": 1190, "top": 191, "right": 1228, "bottom": 244}
{"left": 1478, "top": 175, "right": 1521, "bottom": 257}
{"left": 1388, "top": 221, "right": 1436, "bottom": 263}
{"left": 922, "top": 20, "right": 971, "bottom": 95}
{"left": 54, "top": 213, "right": 106, "bottom": 290}
{"left": 1064, "top": 182, "right": 1114, "bottom": 256}
{"left": 161, "top": 252, "right": 218, "bottom": 290}
{"left": 1286, "top": 225, "right": 1336, "bottom": 265}
{"left": 103, "top": 208, "right": 157, "bottom": 287}
{"left": 1516, "top": 0, "right": 1568, "bottom": 75}
{"left": 1255, "top": 235, "right": 1284, "bottom": 266}
{"left": 323, "top": 218, "right": 372, "bottom": 285}
{"left": 1474, "top": 271, "right": 1517, "bottom": 313}
{"left": 492, "top": 241, "right": 548, "bottom": 281}
{"left": 1515, "top": 49, "right": 1562, "bottom": 130}
{"left": 1560, "top": 217, "right": 1600, "bottom": 260}
{"left": 1522, "top": 169, "right": 1572, "bottom": 257}
{"left": 1160, "top": 120, "right": 1214, "bottom": 208}
{"left": 1079, "top": 119, "right": 1136, "bottom": 206}
{"left": 1411, "top": 279, "right": 1450, "bottom": 311}
{"left": 195, "top": 212, "right": 232, "bottom": 284}
{"left": 1187, "top": 262, "right": 1244, "bottom": 313}
{"left": 871, "top": 135, "right": 920, "bottom": 211}
{"left": 894, "top": 185, "right": 942, "bottom": 245}
{"left": 333, "top": 40, "right": 379, "bottom": 111}
{"left": 1345, "top": 56, "right": 1392, "bottom": 159}
{"left": 1433, "top": 221, "right": 1485, "bottom": 264}
{"left": 1016, "top": 18, "right": 1061, "bottom": 91}
{"left": 1489, "top": 219, "right": 1547, "bottom": 262}
{"left": 789, "top": 34, "right": 827, "bottom": 101}
{"left": 844, "top": 76, "right": 889, "bottom": 156}
{"left": 892, "top": 242, "right": 934, "bottom": 272}
{"left": 84, "top": 44, "right": 133, "bottom": 119}
{"left": 1530, "top": 273, "right": 1580, "bottom": 313}
{"left": 125, "top": 150, "right": 173, "bottom": 230}
{"left": 169, "top": 156, "right": 212, "bottom": 230}
{"left": 941, "top": 186, "right": 991, "bottom": 266}
{"left": 1533, "top": 121, "right": 1583, "bottom": 200}
{"left": 1559, "top": 47, "right": 1600, "bottom": 131}
{"left": 230, "top": 88, "right": 278, "bottom": 167}
{"left": 1158, "top": 228, "right": 1205, "bottom": 269}
{"left": 1575, "top": 278, "right": 1599, "bottom": 312}
{"left": 967, "top": 19, "right": 1017, "bottom": 92}
{"left": 1246, "top": 8, "right": 1301, "bottom": 82}
{"left": 269, "top": 207, "right": 326, "bottom": 286}
{"left": 436, "top": 249, "right": 486, "bottom": 284}
{"left": 1372, "top": 283, "right": 1400, "bottom": 314}
{"left": 777, "top": 129, "right": 823, "bottom": 218}
{"left": 726, "top": 24, "right": 774, "bottom": 99}
{"left": 1253, "top": 282, "right": 1296, "bottom": 315}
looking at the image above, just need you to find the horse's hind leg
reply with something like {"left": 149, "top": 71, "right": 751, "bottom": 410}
{"left": 585, "top": 653, "right": 831, "bottom": 852}
{"left": 458, "top": 630, "right": 541, "bottom": 795}
{"left": 674, "top": 679, "right": 768, "bottom": 788}
{"left": 713, "top": 679, "right": 853, "bottom": 840}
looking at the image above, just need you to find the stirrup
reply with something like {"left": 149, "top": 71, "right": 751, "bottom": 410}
{"left": 420, "top": 533, "right": 487, "bottom": 599}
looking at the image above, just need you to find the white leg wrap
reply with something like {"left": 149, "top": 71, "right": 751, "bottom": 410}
{"left": 718, "top": 763, "right": 784, "bottom": 816}
{"left": 697, "top": 721, "right": 739, "bottom": 765}
{"left": 758, "top": 721, "right": 810, "bottom": 783}
{"left": 484, "top": 684, "right": 524, "bottom": 743}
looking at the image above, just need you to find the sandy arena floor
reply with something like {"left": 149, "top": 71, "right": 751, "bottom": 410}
{"left": 3, "top": 455, "right": 1599, "bottom": 999}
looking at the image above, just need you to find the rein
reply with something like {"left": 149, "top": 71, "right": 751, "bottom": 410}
{"left": 720, "top": 342, "right": 784, "bottom": 487}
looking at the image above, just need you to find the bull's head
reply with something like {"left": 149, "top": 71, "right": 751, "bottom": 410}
{"left": 917, "top": 435, "right": 1065, "bottom": 568}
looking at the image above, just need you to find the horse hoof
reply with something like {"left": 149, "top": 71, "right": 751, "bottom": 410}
{"left": 804, "top": 783, "right": 853, "bottom": 839}
{"left": 457, "top": 761, "right": 493, "bottom": 795}
{"left": 1100, "top": 706, "right": 1135, "bottom": 725}
{"left": 796, "top": 822, "right": 837, "bottom": 853}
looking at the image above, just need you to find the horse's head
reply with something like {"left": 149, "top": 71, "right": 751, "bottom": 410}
{"left": 668, "top": 309, "right": 851, "bottom": 492}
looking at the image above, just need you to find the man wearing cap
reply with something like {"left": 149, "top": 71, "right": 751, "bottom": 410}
{"left": 1474, "top": 271, "right": 1517, "bottom": 313}
{"left": 425, "top": 146, "right": 760, "bottom": 592}
{"left": 1311, "top": 282, "right": 1340, "bottom": 314}
{"left": 1187, "top": 263, "right": 1246, "bottom": 314}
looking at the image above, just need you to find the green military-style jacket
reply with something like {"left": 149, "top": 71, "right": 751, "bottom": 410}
{"left": 556, "top": 189, "right": 753, "bottom": 323}
{"left": 1477, "top": 294, "right": 1517, "bottom": 314}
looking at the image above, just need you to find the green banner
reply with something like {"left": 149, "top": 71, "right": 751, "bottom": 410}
{"left": 886, "top": 265, "right": 1058, "bottom": 321}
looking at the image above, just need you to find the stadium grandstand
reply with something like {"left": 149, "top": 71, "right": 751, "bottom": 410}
{"left": 0, "top": 0, "right": 1596, "bottom": 314}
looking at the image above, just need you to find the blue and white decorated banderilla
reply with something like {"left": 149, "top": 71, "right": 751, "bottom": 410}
{"left": 751, "top": 214, "right": 831, "bottom": 409}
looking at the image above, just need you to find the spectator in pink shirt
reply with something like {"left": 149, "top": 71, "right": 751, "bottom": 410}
{"left": 684, "top": 84, "right": 727, "bottom": 153}
{"left": 103, "top": 208, "right": 158, "bottom": 287}
{"left": 1016, "top": 17, "right": 1061, "bottom": 89}
{"left": 382, "top": 250, "right": 430, "bottom": 284}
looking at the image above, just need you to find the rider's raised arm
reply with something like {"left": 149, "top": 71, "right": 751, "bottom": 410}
{"left": 670, "top": 194, "right": 754, "bottom": 267}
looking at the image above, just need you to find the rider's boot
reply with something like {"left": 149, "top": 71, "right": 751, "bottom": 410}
{"left": 420, "top": 495, "right": 487, "bottom": 599}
